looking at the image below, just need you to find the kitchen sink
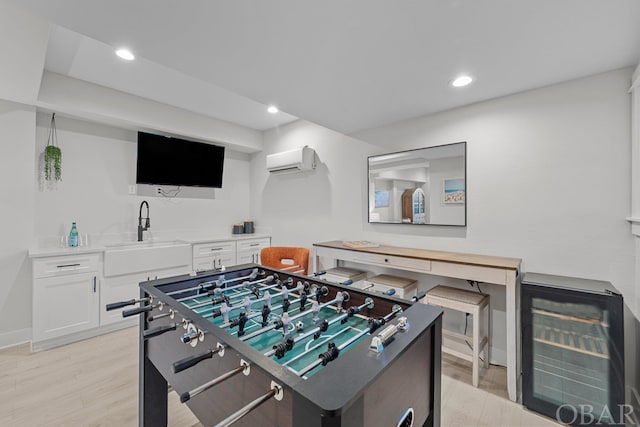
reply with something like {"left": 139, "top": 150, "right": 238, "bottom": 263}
{"left": 104, "top": 240, "right": 191, "bottom": 276}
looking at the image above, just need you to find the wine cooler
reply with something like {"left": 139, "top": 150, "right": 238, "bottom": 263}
{"left": 522, "top": 273, "right": 625, "bottom": 426}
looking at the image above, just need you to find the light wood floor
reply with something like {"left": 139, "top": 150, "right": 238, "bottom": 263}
{"left": 0, "top": 327, "right": 560, "bottom": 427}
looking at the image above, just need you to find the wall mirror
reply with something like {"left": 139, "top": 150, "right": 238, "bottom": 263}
{"left": 368, "top": 142, "right": 466, "bottom": 226}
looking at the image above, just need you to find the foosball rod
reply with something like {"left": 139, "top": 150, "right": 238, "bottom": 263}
{"left": 218, "top": 284, "right": 327, "bottom": 329}
{"left": 166, "top": 278, "right": 224, "bottom": 297}
{"left": 180, "top": 360, "right": 250, "bottom": 403}
{"left": 199, "top": 279, "right": 297, "bottom": 313}
{"left": 213, "top": 383, "right": 283, "bottom": 427}
{"left": 264, "top": 298, "right": 374, "bottom": 358}
{"left": 122, "top": 301, "right": 164, "bottom": 318}
{"left": 308, "top": 271, "right": 326, "bottom": 277}
{"left": 200, "top": 282, "right": 304, "bottom": 318}
{"left": 306, "top": 270, "right": 355, "bottom": 286}
{"left": 167, "top": 268, "right": 260, "bottom": 297}
{"left": 189, "top": 279, "right": 281, "bottom": 310}
{"left": 296, "top": 305, "right": 403, "bottom": 377}
{"left": 238, "top": 290, "right": 342, "bottom": 342}
{"left": 281, "top": 326, "right": 354, "bottom": 367}
{"left": 176, "top": 275, "right": 275, "bottom": 303}
{"left": 105, "top": 296, "right": 151, "bottom": 311}
{"left": 280, "top": 298, "right": 378, "bottom": 366}
{"left": 412, "top": 291, "right": 426, "bottom": 302}
{"left": 218, "top": 297, "right": 304, "bottom": 335}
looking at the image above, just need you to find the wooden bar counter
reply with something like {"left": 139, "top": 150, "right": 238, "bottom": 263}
{"left": 313, "top": 240, "right": 522, "bottom": 402}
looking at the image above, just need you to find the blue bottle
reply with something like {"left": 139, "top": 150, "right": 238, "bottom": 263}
{"left": 69, "top": 222, "right": 79, "bottom": 247}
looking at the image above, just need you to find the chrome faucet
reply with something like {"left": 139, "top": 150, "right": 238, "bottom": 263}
{"left": 138, "top": 200, "right": 150, "bottom": 241}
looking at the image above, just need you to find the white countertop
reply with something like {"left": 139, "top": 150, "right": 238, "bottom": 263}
{"left": 28, "top": 233, "right": 271, "bottom": 258}
{"left": 186, "top": 233, "right": 271, "bottom": 244}
{"left": 28, "top": 246, "right": 107, "bottom": 258}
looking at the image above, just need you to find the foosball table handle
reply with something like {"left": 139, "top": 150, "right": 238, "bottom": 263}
{"left": 412, "top": 291, "right": 426, "bottom": 302}
{"left": 106, "top": 299, "right": 136, "bottom": 311}
{"left": 122, "top": 305, "right": 154, "bottom": 318}
{"left": 143, "top": 324, "right": 177, "bottom": 340}
{"left": 173, "top": 350, "right": 215, "bottom": 373}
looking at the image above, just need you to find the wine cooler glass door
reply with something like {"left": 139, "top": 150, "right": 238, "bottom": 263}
{"left": 522, "top": 285, "right": 624, "bottom": 426}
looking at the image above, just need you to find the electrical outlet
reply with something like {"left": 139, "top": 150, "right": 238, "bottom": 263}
{"left": 156, "top": 187, "right": 162, "bottom": 196}
{"left": 128, "top": 185, "right": 137, "bottom": 195}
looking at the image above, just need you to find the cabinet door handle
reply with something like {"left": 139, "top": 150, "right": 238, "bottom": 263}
{"left": 249, "top": 243, "right": 260, "bottom": 247}
{"left": 93, "top": 276, "right": 97, "bottom": 293}
{"left": 57, "top": 263, "right": 81, "bottom": 268}
{"left": 209, "top": 248, "right": 223, "bottom": 251}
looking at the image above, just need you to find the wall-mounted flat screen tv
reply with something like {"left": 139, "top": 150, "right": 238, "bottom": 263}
{"left": 136, "top": 132, "right": 225, "bottom": 188}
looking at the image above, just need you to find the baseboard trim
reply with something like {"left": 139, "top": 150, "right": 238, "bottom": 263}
{"left": 31, "top": 320, "right": 137, "bottom": 352}
{"left": 0, "top": 327, "right": 32, "bottom": 350}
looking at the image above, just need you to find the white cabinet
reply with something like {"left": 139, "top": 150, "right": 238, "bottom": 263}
{"left": 32, "top": 253, "right": 101, "bottom": 345}
{"left": 30, "top": 235, "right": 270, "bottom": 349}
{"left": 192, "top": 237, "right": 271, "bottom": 270}
{"left": 192, "top": 240, "right": 236, "bottom": 271}
{"left": 237, "top": 237, "right": 271, "bottom": 264}
{"left": 100, "top": 265, "right": 189, "bottom": 326}
{"left": 101, "top": 243, "right": 191, "bottom": 325}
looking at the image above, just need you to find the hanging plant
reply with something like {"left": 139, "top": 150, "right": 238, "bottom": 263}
{"left": 43, "top": 113, "right": 62, "bottom": 181}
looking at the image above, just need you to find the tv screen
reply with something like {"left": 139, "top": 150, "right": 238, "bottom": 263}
{"left": 136, "top": 132, "right": 225, "bottom": 188}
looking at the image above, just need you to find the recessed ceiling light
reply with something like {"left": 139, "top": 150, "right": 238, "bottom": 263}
{"left": 116, "top": 48, "right": 135, "bottom": 61}
{"left": 451, "top": 75, "right": 473, "bottom": 87}
{"left": 267, "top": 105, "right": 279, "bottom": 114}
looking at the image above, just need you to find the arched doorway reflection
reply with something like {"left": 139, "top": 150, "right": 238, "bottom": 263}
{"left": 401, "top": 188, "right": 426, "bottom": 224}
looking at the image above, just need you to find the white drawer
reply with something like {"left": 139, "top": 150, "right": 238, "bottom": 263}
{"left": 237, "top": 237, "right": 270, "bottom": 252}
{"left": 33, "top": 253, "right": 100, "bottom": 278}
{"left": 351, "top": 251, "right": 431, "bottom": 274}
{"left": 193, "top": 241, "right": 236, "bottom": 258}
{"left": 430, "top": 261, "right": 508, "bottom": 285}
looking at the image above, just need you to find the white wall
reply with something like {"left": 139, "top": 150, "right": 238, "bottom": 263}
{"left": 0, "top": 100, "right": 36, "bottom": 343}
{"left": 356, "top": 67, "right": 635, "bottom": 311}
{"left": 251, "top": 68, "right": 635, "bottom": 365}
{"left": 0, "top": 105, "right": 253, "bottom": 348}
{"left": 34, "top": 114, "right": 252, "bottom": 244}
{"left": 38, "top": 72, "right": 263, "bottom": 154}
{"left": 0, "top": 2, "right": 48, "bottom": 105}
{"left": 251, "top": 121, "right": 379, "bottom": 245}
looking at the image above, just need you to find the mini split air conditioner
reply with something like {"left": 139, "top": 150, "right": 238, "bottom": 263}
{"left": 266, "top": 146, "right": 316, "bottom": 174}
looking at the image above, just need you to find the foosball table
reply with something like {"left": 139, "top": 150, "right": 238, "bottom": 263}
{"left": 107, "top": 264, "right": 443, "bottom": 427}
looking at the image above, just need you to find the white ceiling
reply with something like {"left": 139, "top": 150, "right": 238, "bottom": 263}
{"left": 8, "top": 0, "right": 640, "bottom": 135}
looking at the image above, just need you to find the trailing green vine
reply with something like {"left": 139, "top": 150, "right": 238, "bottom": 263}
{"left": 44, "top": 145, "right": 62, "bottom": 181}
{"left": 43, "top": 113, "right": 62, "bottom": 182}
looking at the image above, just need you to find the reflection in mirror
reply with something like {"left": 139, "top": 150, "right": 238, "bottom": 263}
{"left": 368, "top": 142, "right": 466, "bottom": 226}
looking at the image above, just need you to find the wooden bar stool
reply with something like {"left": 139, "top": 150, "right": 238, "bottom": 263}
{"left": 425, "top": 285, "right": 490, "bottom": 387}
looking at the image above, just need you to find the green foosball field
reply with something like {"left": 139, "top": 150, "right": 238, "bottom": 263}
{"left": 174, "top": 273, "right": 390, "bottom": 378}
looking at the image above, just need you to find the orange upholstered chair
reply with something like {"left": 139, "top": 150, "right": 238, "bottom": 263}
{"left": 260, "top": 246, "right": 310, "bottom": 275}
